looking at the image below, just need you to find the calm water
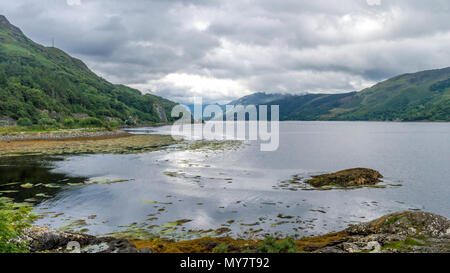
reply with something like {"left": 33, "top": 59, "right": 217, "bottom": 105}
{"left": 0, "top": 122, "right": 449, "bottom": 239}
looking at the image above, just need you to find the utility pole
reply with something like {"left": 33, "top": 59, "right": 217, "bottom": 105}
{"left": 51, "top": 37, "right": 55, "bottom": 98}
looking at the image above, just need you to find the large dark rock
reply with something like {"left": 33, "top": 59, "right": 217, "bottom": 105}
{"left": 305, "top": 168, "right": 383, "bottom": 188}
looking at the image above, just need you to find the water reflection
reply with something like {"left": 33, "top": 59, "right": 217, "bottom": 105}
{"left": 0, "top": 156, "right": 87, "bottom": 204}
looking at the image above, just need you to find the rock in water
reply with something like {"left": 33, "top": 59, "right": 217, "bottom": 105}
{"left": 305, "top": 168, "right": 383, "bottom": 188}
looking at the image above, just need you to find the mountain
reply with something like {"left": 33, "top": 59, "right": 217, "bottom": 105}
{"left": 228, "top": 92, "right": 293, "bottom": 106}
{"left": 0, "top": 15, "right": 177, "bottom": 126}
{"left": 233, "top": 68, "right": 450, "bottom": 121}
{"left": 328, "top": 68, "right": 450, "bottom": 121}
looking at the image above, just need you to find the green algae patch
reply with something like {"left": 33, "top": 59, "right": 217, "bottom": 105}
{"left": 215, "top": 227, "right": 232, "bottom": 235}
{"left": 163, "top": 171, "right": 178, "bottom": 177}
{"left": 107, "top": 227, "right": 158, "bottom": 241}
{"left": 86, "top": 178, "right": 131, "bottom": 185}
{"left": 270, "top": 221, "right": 290, "bottom": 227}
{"left": 42, "top": 183, "right": 62, "bottom": 188}
{"left": 67, "top": 183, "right": 85, "bottom": 186}
{"left": 277, "top": 214, "right": 295, "bottom": 219}
{"left": 20, "top": 183, "right": 34, "bottom": 189}
{"left": 141, "top": 200, "right": 159, "bottom": 205}
{"left": 35, "top": 193, "right": 52, "bottom": 198}
{"left": 58, "top": 219, "right": 89, "bottom": 232}
{"left": 239, "top": 222, "right": 260, "bottom": 227}
{"left": 161, "top": 219, "right": 192, "bottom": 229}
{"left": 180, "top": 140, "right": 243, "bottom": 152}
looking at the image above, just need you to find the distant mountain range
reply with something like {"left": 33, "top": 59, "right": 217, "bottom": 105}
{"left": 0, "top": 15, "right": 177, "bottom": 126}
{"left": 229, "top": 68, "right": 450, "bottom": 121}
{"left": 0, "top": 14, "right": 448, "bottom": 125}
{"left": 228, "top": 93, "right": 294, "bottom": 106}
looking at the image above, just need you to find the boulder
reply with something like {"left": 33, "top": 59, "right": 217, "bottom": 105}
{"left": 305, "top": 168, "right": 383, "bottom": 188}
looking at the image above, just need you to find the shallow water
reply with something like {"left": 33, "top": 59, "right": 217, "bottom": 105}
{"left": 0, "top": 121, "right": 449, "bottom": 240}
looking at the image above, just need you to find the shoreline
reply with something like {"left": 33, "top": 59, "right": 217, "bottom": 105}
{"left": 130, "top": 211, "right": 450, "bottom": 253}
{"left": 0, "top": 129, "right": 130, "bottom": 142}
{"left": 23, "top": 211, "right": 450, "bottom": 253}
{"left": 119, "top": 122, "right": 173, "bottom": 129}
{"left": 0, "top": 133, "right": 178, "bottom": 157}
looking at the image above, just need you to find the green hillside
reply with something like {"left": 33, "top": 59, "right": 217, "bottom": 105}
{"left": 0, "top": 15, "right": 177, "bottom": 127}
{"left": 229, "top": 92, "right": 293, "bottom": 106}
{"left": 270, "top": 68, "right": 450, "bottom": 121}
{"left": 334, "top": 68, "right": 450, "bottom": 121}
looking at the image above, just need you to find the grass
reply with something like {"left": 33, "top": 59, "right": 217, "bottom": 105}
{"left": 212, "top": 243, "right": 228, "bottom": 253}
{"left": 384, "top": 215, "right": 400, "bottom": 226}
{"left": 0, "top": 198, "right": 36, "bottom": 253}
{"left": 382, "top": 237, "right": 426, "bottom": 252}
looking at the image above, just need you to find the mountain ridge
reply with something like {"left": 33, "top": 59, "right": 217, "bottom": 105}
{"left": 231, "top": 67, "right": 450, "bottom": 121}
{"left": 228, "top": 92, "right": 293, "bottom": 106}
{"left": 0, "top": 15, "right": 177, "bottom": 126}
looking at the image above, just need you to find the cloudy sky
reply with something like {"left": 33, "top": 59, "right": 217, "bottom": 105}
{"left": 1, "top": 0, "right": 450, "bottom": 104}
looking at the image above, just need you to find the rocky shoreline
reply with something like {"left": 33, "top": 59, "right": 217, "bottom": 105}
{"left": 0, "top": 134, "right": 177, "bottom": 157}
{"left": 0, "top": 129, "right": 130, "bottom": 142}
{"left": 19, "top": 227, "right": 153, "bottom": 253}
{"left": 315, "top": 211, "right": 450, "bottom": 253}
{"left": 23, "top": 211, "right": 450, "bottom": 253}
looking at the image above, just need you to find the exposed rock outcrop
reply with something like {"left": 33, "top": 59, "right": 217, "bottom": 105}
{"left": 154, "top": 104, "right": 168, "bottom": 123}
{"left": 0, "top": 116, "right": 17, "bottom": 127}
{"left": 20, "top": 227, "right": 156, "bottom": 253}
{"left": 330, "top": 211, "right": 450, "bottom": 253}
{"left": 305, "top": 168, "right": 383, "bottom": 188}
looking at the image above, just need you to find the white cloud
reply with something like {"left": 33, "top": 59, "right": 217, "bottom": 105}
{"left": 2, "top": 0, "right": 450, "bottom": 103}
{"left": 66, "top": 0, "right": 81, "bottom": 6}
{"left": 367, "top": 0, "right": 382, "bottom": 6}
{"left": 129, "top": 73, "right": 252, "bottom": 104}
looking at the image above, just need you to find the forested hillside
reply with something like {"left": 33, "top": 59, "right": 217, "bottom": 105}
{"left": 0, "top": 15, "right": 176, "bottom": 127}
{"left": 236, "top": 68, "right": 450, "bottom": 122}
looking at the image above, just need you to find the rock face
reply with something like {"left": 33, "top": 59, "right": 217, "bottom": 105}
{"left": 154, "top": 103, "right": 168, "bottom": 123}
{"left": 0, "top": 116, "right": 17, "bottom": 127}
{"left": 305, "top": 168, "right": 383, "bottom": 188}
{"left": 20, "top": 227, "right": 155, "bottom": 253}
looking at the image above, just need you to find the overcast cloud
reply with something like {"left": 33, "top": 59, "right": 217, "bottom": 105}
{"left": 1, "top": 0, "right": 450, "bottom": 103}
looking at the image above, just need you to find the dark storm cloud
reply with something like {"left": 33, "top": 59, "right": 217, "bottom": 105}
{"left": 1, "top": 0, "right": 450, "bottom": 103}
